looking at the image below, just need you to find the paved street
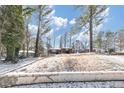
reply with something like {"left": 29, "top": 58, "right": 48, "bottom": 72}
{"left": 12, "top": 81, "right": 124, "bottom": 88}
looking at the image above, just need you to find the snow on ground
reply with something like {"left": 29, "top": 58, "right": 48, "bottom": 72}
{"left": 1, "top": 53, "right": 124, "bottom": 73}
{"left": 15, "top": 53, "right": 124, "bottom": 73}
{"left": 99, "top": 55, "right": 124, "bottom": 64}
{"left": 1, "top": 53, "right": 124, "bottom": 88}
{"left": 12, "top": 81, "right": 124, "bottom": 88}
{"left": 0, "top": 57, "right": 42, "bottom": 74}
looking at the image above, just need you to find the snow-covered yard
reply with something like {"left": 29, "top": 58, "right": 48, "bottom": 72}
{"left": 0, "top": 57, "right": 42, "bottom": 74}
{"left": 14, "top": 53, "right": 124, "bottom": 73}
{"left": 1, "top": 53, "right": 124, "bottom": 74}
{"left": 1, "top": 53, "right": 124, "bottom": 88}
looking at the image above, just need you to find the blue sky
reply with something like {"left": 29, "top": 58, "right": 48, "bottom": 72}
{"left": 103, "top": 5, "right": 124, "bottom": 31}
{"left": 52, "top": 5, "right": 124, "bottom": 47}
{"left": 30, "top": 5, "right": 124, "bottom": 48}
{"left": 52, "top": 5, "right": 80, "bottom": 36}
{"left": 52, "top": 5, "right": 124, "bottom": 33}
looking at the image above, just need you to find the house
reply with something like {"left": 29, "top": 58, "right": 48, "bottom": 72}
{"left": 19, "top": 50, "right": 35, "bottom": 57}
{"left": 48, "top": 48, "right": 73, "bottom": 54}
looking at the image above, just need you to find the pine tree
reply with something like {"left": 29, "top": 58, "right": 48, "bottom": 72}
{"left": 0, "top": 6, "right": 25, "bottom": 63}
{"left": 76, "top": 5, "right": 107, "bottom": 52}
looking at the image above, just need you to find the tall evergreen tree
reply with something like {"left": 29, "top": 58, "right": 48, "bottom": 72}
{"left": 76, "top": 5, "right": 107, "bottom": 52}
{"left": 0, "top": 6, "right": 25, "bottom": 63}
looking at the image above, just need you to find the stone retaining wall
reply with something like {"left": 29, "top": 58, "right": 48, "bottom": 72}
{"left": 1, "top": 71, "right": 124, "bottom": 87}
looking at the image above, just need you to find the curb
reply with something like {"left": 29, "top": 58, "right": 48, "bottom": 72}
{"left": 1, "top": 71, "right": 124, "bottom": 87}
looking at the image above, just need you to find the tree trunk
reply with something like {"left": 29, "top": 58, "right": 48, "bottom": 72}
{"left": 26, "top": 24, "right": 29, "bottom": 57}
{"left": 53, "top": 35, "right": 56, "bottom": 48}
{"left": 34, "top": 6, "right": 42, "bottom": 57}
{"left": 15, "top": 48, "right": 19, "bottom": 58}
{"left": 5, "top": 45, "right": 16, "bottom": 63}
{"left": 26, "top": 42, "right": 29, "bottom": 57}
{"left": 46, "top": 37, "right": 49, "bottom": 56}
{"left": 0, "top": 22, "right": 4, "bottom": 60}
{"left": 0, "top": 31, "right": 1, "bottom": 60}
{"left": 113, "top": 38, "right": 115, "bottom": 51}
{"left": 89, "top": 7, "right": 93, "bottom": 52}
{"left": 22, "top": 43, "right": 25, "bottom": 57}
{"left": 64, "top": 33, "right": 67, "bottom": 48}
{"left": 120, "top": 40, "right": 122, "bottom": 52}
{"left": 14, "top": 47, "right": 19, "bottom": 63}
{"left": 60, "top": 36, "right": 62, "bottom": 48}
{"left": 34, "top": 24, "right": 40, "bottom": 57}
{"left": 69, "top": 34, "right": 72, "bottom": 48}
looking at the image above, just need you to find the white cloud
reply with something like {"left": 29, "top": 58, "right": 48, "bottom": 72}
{"left": 52, "top": 16, "right": 68, "bottom": 29}
{"left": 69, "top": 18, "right": 76, "bottom": 25}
